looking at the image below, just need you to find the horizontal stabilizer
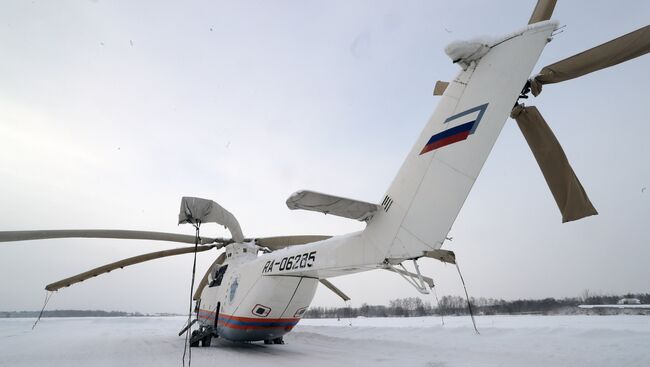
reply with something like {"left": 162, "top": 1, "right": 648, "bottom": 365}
{"left": 433, "top": 80, "right": 449, "bottom": 96}
{"left": 423, "top": 249, "right": 456, "bottom": 264}
{"left": 286, "top": 190, "right": 379, "bottom": 222}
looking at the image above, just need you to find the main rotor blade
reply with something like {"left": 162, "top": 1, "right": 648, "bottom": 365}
{"left": 46, "top": 245, "right": 216, "bottom": 291}
{"left": 531, "top": 25, "right": 650, "bottom": 95}
{"left": 256, "top": 235, "right": 332, "bottom": 251}
{"left": 193, "top": 252, "right": 226, "bottom": 300}
{"left": 319, "top": 279, "right": 351, "bottom": 302}
{"left": 511, "top": 105, "right": 597, "bottom": 222}
{"left": 528, "top": 0, "right": 557, "bottom": 24}
{"left": 0, "top": 229, "right": 225, "bottom": 246}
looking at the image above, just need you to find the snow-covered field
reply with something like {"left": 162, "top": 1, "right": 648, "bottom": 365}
{"left": 1, "top": 315, "right": 648, "bottom": 367}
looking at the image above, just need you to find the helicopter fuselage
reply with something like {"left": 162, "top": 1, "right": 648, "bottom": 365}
{"left": 196, "top": 233, "right": 372, "bottom": 342}
{"left": 194, "top": 19, "right": 560, "bottom": 343}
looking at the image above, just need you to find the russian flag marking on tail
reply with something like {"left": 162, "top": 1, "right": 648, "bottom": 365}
{"left": 419, "top": 103, "right": 489, "bottom": 155}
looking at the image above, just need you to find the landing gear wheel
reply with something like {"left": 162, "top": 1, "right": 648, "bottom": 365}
{"left": 189, "top": 330, "right": 200, "bottom": 347}
{"left": 201, "top": 334, "right": 212, "bottom": 347}
{"left": 273, "top": 337, "right": 284, "bottom": 345}
{"left": 263, "top": 339, "right": 273, "bottom": 345}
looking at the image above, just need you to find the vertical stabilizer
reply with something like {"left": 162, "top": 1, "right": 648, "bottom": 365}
{"left": 364, "top": 21, "right": 559, "bottom": 260}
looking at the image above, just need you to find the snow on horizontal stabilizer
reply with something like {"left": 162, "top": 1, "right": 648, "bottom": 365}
{"left": 286, "top": 190, "right": 380, "bottom": 222}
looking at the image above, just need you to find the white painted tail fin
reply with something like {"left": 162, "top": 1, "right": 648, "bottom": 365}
{"left": 363, "top": 21, "right": 559, "bottom": 260}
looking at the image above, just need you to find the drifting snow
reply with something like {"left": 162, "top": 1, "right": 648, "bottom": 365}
{"left": 1, "top": 315, "right": 648, "bottom": 367}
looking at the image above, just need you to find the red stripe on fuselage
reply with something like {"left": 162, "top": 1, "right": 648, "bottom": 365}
{"left": 198, "top": 314, "right": 215, "bottom": 321}
{"left": 217, "top": 320, "right": 296, "bottom": 331}
{"left": 220, "top": 313, "right": 299, "bottom": 323}
{"left": 197, "top": 309, "right": 300, "bottom": 330}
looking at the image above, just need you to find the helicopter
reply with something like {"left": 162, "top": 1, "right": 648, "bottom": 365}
{"left": 1, "top": 0, "right": 648, "bottom": 347}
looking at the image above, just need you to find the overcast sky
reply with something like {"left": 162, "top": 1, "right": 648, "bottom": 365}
{"left": 1, "top": 0, "right": 649, "bottom": 314}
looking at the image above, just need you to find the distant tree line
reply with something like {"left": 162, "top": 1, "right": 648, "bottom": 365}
{"left": 305, "top": 297, "right": 434, "bottom": 319}
{"left": 303, "top": 292, "right": 650, "bottom": 318}
{"left": 4, "top": 292, "right": 648, "bottom": 319}
{"left": 1, "top": 310, "right": 152, "bottom": 318}
{"left": 580, "top": 290, "right": 650, "bottom": 306}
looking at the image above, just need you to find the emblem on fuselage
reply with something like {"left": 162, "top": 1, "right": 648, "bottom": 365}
{"left": 229, "top": 277, "right": 239, "bottom": 304}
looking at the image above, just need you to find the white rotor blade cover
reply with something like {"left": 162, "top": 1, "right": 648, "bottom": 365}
{"left": 178, "top": 197, "right": 244, "bottom": 243}
{"left": 286, "top": 190, "right": 380, "bottom": 222}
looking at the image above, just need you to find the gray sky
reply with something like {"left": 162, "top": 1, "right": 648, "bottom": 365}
{"left": 1, "top": 0, "right": 648, "bottom": 313}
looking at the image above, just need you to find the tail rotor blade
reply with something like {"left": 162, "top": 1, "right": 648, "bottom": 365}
{"left": 528, "top": 0, "right": 557, "bottom": 24}
{"left": 511, "top": 105, "right": 597, "bottom": 222}
{"left": 532, "top": 25, "right": 650, "bottom": 95}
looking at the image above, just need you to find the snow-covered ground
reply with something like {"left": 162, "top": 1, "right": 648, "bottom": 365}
{"left": 1, "top": 315, "right": 648, "bottom": 367}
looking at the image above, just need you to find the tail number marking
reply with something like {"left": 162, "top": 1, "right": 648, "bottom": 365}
{"left": 262, "top": 251, "right": 317, "bottom": 274}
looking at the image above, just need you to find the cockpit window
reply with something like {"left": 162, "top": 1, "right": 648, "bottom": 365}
{"left": 209, "top": 264, "right": 228, "bottom": 287}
